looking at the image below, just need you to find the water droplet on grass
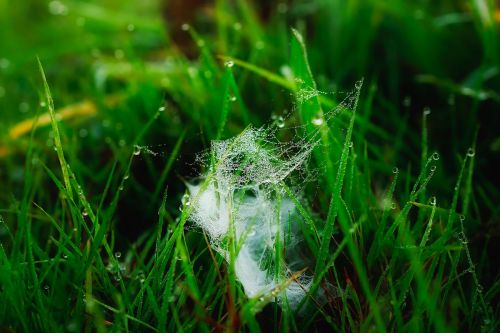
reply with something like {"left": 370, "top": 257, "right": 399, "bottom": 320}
{"left": 181, "top": 23, "right": 190, "bottom": 31}
{"left": 311, "top": 114, "right": 323, "bottom": 126}
{"left": 133, "top": 145, "right": 141, "bottom": 156}
{"left": 467, "top": 148, "right": 475, "bottom": 157}
{"left": 158, "top": 106, "right": 166, "bottom": 112}
{"left": 423, "top": 107, "right": 431, "bottom": 116}
{"left": 429, "top": 196, "right": 436, "bottom": 206}
{"left": 180, "top": 193, "right": 191, "bottom": 210}
{"left": 392, "top": 167, "right": 399, "bottom": 174}
{"left": 48, "top": 1, "right": 68, "bottom": 15}
{"left": 430, "top": 165, "right": 436, "bottom": 172}
{"left": 224, "top": 60, "right": 234, "bottom": 68}
{"left": 276, "top": 116, "right": 285, "bottom": 128}
{"left": 115, "top": 252, "right": 122, "bottom": 259}
{"left": 432, "top": 152, "right": 440, "bottom": 160}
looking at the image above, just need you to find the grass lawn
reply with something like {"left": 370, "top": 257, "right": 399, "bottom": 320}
{"left": 0, "top": 0, "right": 499, "bottom": 332}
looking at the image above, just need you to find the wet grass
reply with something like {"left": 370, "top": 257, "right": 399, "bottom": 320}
{"left": 0, "top": 0, "right": 499, "bottom": 332}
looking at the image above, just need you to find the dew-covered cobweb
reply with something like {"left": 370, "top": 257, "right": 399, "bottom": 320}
{"left": 181, "top": 82, "right": 361, "bottom": 310}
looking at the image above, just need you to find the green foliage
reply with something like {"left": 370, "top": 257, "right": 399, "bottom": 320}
{"left": 0, "top": 0, "right": 498, "bottom": 332}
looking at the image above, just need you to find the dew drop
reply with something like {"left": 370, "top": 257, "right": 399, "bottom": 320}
{"left": 392, "top": 167, "right": 399, "bottom": 174}
{"left": 43, "top": 285, "right": 50, "bottom": 291}
{"left": 429, "top": 196, "right": 436, "bottom": 206}
{"left": 180, "top": 193, "right": 191, "bottom": 210}
{"left": 181, "top": 23, "right": 190, "bottom": 31}
{"left": 115, "top": 252, "right": 122, "bottom": 259}
{"left": 466, "top": 148, "right": 475, "bottom": 157}
{"left": 40, "top": 101, "right": 47, "bottom": 108}
{"left": 224, "top": 60, "right": 234, "bottom": 68}
{"left": 311, "top": 114, "right": 323, "bottom": 126}
{"left": 48, "top": 1, "right": 68, "bottom": 15}
{"left": 82, "top": 210, "right": 88, "bottom": 217}
{"left": 114, "top": 275, "right": 121, "bottom": 282}
{"left": 133, "top": 145, "right": 141, "bottom": 156}
{"left": 229, "top": 95, "right": 237, "bottom": 102}
{"left": 158, "top": 106, "right": 166, "bottom": 112}
{"left": 63, "top": 253, "right": 68, "bottom": 259}
{"left": 430, "top": 165, "right": 436, "bottom": 172}
{"left": 423, "top": 107, "right": 431, "bottom": 116}
{"left": 432, "top": 152, "right": 440, "bottom": 161}
{"left": 391, "top": 202, "right": 397, "bottom": 210}
{"left": 276, "top": 116, "right": 285, "bottom": 128}
{"left": 127, "top": 24, "right": 135, "bottom": 32}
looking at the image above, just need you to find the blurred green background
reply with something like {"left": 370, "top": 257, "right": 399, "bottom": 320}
{"left": 1, "top": 0, "right": 498, "bottom": 238}
{"left": 0, "top": 0, "right": 499, "bottom": 331}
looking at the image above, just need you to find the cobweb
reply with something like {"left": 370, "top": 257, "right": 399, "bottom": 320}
{"left": 185, "top": 81, "right": 362, "bottom": 310}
